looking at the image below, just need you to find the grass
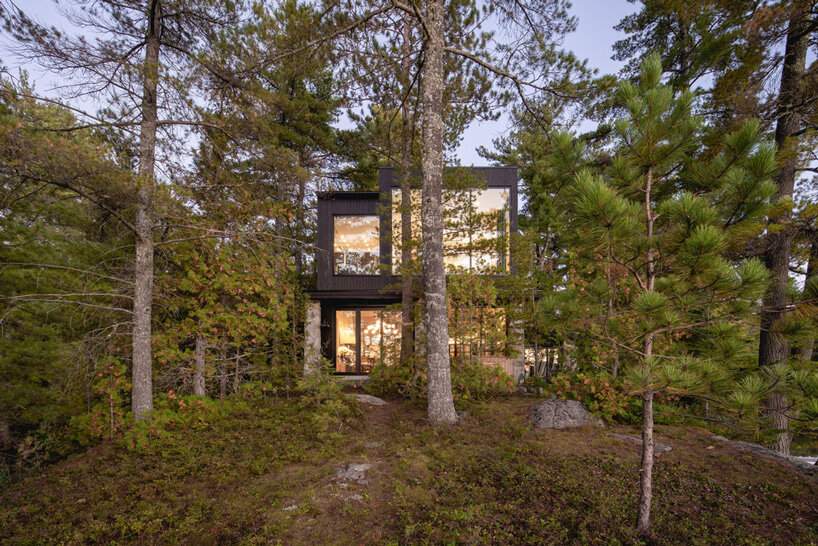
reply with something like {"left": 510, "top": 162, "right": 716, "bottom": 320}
{"left": 1, "top": 392, "right": 817, "bottom": 545}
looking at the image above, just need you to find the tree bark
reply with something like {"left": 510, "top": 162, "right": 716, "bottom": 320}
{"left": 636, "top": 388, "right": 655, "bottom": 534}
{"left": 131, "top": 0, "right": 161, "bottom": 420}
{"left": 193, "top": 333, "right": 207, "bottom": 396}
{"left": 758, "top": 0, "right": 811, "bottom": 455}
{"left": 636, "top": 166, "right": 657, "bottom": 534}
{"left": 420, "top": 0, "right": 458, "bottom": 425}
{"left": 220, "top": 341, "right": 228, "bottom": 400}
{"left": 0, "top": 418, "right": 11, "bottom": 447}
{"left": 399, "top": 12, "right": 415, "bottom": 366}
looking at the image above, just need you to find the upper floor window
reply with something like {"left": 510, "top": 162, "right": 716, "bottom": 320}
{"left": 334, "top": 215, "right": 380, "bottom": 275}
{"left": 392, "top": 187, "right": 510, "bottom": 273}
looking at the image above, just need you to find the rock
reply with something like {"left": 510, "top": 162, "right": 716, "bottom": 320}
{"left": 529, "top": 398, "right": 603, "bottom": 429}
{"left": 364, "top": 441, "right": 382, "bottom": 449}
{"left": 711, "top": 435, "right": 817, "bottom": 475}
{"left": 344, "top": 493, "right": 364, "bottom": 503}
{"left": 350, "top": 394, "right": 388, "bottom": 406}
{"left": 335, "top": 463, "right": 372, "bottom": 484}
{"left": 607, "top": 433, "right": 673, "bottom": 453}
{"left": 283, "top": 505, "right": 298, "bottom": 512}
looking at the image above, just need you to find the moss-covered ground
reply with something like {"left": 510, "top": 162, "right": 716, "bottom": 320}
{"left": 2, "top": 394, "right": 817, "bottom": 545}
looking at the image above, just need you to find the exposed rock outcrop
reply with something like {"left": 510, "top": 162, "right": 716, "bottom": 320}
{"left": 529, "top": 398, "right": 603, "bottom": 429}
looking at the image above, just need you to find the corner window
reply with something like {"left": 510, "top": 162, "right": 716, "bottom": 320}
{"left": 334, "top": 215, "right": 380, "bottom": 275}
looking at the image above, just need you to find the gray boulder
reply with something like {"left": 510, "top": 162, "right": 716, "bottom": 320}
{"left": 350, "top": 393, "right": 388, "bottom": 406}
{"left": 335, "top": 463, "right": 372, "bottom": 484}
{"left": 529, "top": 398, "right": 603, "bottom": 429}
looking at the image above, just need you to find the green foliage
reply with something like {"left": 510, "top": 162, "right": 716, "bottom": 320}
{"left": 69, "top": 360, "right": 130, "bottom": 447}
{"left": 551, "top": 373, "right": 636, "bottom": 423}
{"left": 366, "top": 356, "right": 513, "bottom": 403}
{"left": 297, "top": 362, "right": 362, "bottom": 436}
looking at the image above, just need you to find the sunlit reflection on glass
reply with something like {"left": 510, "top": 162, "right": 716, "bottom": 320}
{"left": 334, "top": 216, "right": 379, "bottom": 275}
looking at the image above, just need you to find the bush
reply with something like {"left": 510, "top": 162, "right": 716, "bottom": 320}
{"left": 366, "top": 356, "right": 514, "bottom": 402}
{"left": 550, "top": 373, "right": 636, "bottom": 423}
{"left": 297, "top": 360, "right": 361, "bottom": 436}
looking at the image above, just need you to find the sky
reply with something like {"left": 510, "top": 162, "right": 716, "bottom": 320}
{"left": 455, "top": 0, "right": 636, "bottom": 165}
{"left": 0, "top": 0, "right": 638, "bottom": 165}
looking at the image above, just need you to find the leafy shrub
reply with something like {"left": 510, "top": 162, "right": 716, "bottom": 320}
{"left": 123, "top": 391, "right": 219, "bottom": 452}
{"left": 297, "top": 360, "right": 361, "bottom": 436}
{"left": 69, "top": 359, "right": 130, "bottom": 446}
{"left": 550, "top": 373, "right": 635, "bottom": 423}
{"left": 366, "top": 356, "right": 514, "bottom": 402}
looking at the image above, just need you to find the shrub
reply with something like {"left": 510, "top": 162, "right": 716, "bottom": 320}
{"left": 366, "top": 356, "right": 514, "bottom": 402}
{"left": 297, "top": 360, "right": 361, "bottom": 435}
{"left": 550, "top": 373, "right": 635, "bottom": 423}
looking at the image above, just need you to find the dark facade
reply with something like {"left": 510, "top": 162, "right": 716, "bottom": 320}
{"left": 305, "top": 166, "right": 520, "bottom": 376}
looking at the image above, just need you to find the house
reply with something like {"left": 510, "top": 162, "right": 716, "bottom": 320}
{"left": 304, "top": 166, "right": 525, "bottom": 381}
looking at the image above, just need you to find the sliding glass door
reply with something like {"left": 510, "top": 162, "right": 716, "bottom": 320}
{"left": 335, "top": 308, "right": 400, "bottom": 373}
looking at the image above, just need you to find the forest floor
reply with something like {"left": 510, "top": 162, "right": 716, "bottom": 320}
{"left": 1, "top": 393, "right": 817, "bottom": 545}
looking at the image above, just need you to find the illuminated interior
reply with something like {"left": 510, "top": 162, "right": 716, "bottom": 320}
{"left": 335, "top": 309, "right": 401, "bottom": 373}
{"left": 334, "top": 216, "right": 380, "bottom": 275}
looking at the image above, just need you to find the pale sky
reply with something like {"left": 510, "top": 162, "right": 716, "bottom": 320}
{"left": 0, "top": 0, "right": 638, "bottom": 165}
{"left": 457, "top": 0, "right": 636, "bottom": 164}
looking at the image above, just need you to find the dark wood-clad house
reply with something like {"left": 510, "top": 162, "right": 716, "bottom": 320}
{"left": 304, "top": 166, "right": 524, "bottom": 380}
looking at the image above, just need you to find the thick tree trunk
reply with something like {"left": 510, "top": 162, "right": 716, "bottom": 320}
{"left": 758, "top": 0, "right": 811, "bottom": 455}
{"left": 131, "top": 0, "right": 161, "bottom": 420}
{"left": 420, "top": 0, "right": 458, "bottom": 425}
{"left": 193, "top": 333, "right": 207, "bottom": 396}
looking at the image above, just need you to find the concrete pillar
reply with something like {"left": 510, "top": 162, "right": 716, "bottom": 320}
{"left": 304, "top": 301, "right": 321, "bottom": 374}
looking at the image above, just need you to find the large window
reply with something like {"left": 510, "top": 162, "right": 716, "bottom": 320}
{"left": 334, "top": 215, "right": 379, "bottom": 275}
{"left": 335, "top": 309, "right": 400, "bottom": 373}
{"left": 392, "top": 187, "right": 510, "bottom": 273}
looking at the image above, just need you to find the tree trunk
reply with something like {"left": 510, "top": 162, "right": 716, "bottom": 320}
{"left": 193, "top": 333, "right": 207, "bottom": 396}
{"left": 636, "top": 388, "right": 655, "bottom": 534}
{"left": 0, "top": 418, "right": 11, "bottom": 448}
{"left": 758, "top": 0, "right": 810, "bottom": 455}
{"left": 768, "top": 392, "right": 792, "bottom": 454}
{"left": 131, "top": 0, "right": 161, "bottom": 421}
{"left": 636, "top": 164, "right": 658, "bottom": 534}
{"left": 420, "top": 0, "right": 458, "bottom": 425}
{"left": 398, "top": 12, "right": 415, "bottom": 366}
{"left": 220, "top": 341, "right": 228, "bottom": 400}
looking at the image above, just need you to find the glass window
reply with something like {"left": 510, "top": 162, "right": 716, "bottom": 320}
{"left": 335, "top": 309, "right": 401, "bottom": 373}
{"left": 334, "top": 216, "right": 379, "bottom": 275}
{"left": 391, "top": 187, "right": 510, "bottom": 273}
{"left": 336, "top": 310, "right": 357, "bottom": 373}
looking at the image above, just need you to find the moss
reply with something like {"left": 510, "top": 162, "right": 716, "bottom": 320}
{"left": 1, "top": 397, "right": 816, "bottom": 545}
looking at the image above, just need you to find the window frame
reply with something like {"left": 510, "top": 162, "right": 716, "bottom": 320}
{"left": 332, "top": 214, "right": 381, "bottom": 277}
{"left": 333, "top": 306, "right": 399, "bottom": 374}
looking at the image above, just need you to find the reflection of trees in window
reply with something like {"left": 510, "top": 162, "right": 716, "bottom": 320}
{"left": 335, "top": 308, "right": 400, "bottom": 373}
{"left": 334, "top": 216, "right": 379, "bottom": 275}
{"left": 391, "top": 187, "right": 510, "bottom": 273}
{"left": 448, "top": 306, "right": 507, "bottom": 359}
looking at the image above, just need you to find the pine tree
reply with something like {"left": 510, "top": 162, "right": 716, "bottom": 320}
{"left": 568, "top": 55, "right": 775, "bottom": 534}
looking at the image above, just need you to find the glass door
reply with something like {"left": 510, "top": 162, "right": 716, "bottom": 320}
{"left": 335, "top": 309, "right": 401, "bottom": 373}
